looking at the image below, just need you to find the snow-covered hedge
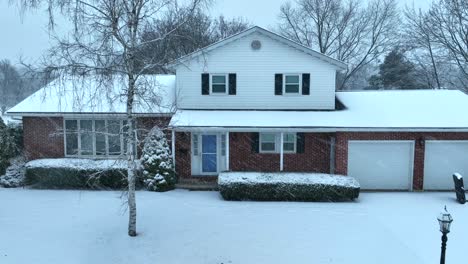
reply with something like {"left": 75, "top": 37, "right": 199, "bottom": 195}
{"left": 25, "top": 159, "right": 143, "bottom": 189}
{"left": 218, "top": 172, "right": 360, "bottom": 202}
{"left": 0, "top": 119, "right": 17, "bottom": 175}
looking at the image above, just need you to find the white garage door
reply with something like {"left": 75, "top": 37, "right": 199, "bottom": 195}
{"left": 424, "top": 141, "right": 468, "bottom": 190}
{"left": 348, "top": 141, "right": 414, "bottom": 190}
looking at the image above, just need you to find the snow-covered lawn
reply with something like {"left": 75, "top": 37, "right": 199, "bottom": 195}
{"left": 0, "top": 189, "right": 466, "bottom": 264}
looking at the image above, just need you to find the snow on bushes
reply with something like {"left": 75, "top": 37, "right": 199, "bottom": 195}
{"left": 218, "top": 172, "right": 360, "bottom": 202}
{"left": 141, "top": 127, "right": 176, "bottom": 192}
{"left": 25, "top": 159, "right": 142, "bottom": 189}
{"left": 0, "top": 157, "right": 26, "bottom": 188}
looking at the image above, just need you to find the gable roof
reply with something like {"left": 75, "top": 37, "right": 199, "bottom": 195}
{"left": 6, "top": 75, "right": 176, "bottom": 117}
{"left": 168, "top": 26, "right": 347, "bottom": 70}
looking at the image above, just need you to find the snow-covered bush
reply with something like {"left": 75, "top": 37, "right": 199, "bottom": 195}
{"left": 0, "top": 119, "right": 17, "bottom": 175}
{"left": 218, "top": 172, "right": 360, "bottom": 202}
{"left": 141, "top": 127, "right": 176, "bottom": 192}
{"left": 0, "top": 157, "right": 26, "bottom": 188}
{"left": 25, "top": 159, "right": 143, "bottom": 189}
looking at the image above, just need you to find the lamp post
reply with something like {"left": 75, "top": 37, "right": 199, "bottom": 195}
{"left": 437, "top": 206, "right": 453, "bottom": 264}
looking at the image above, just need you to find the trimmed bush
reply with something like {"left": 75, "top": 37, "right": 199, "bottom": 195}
{"left": 218, "top": 172, "right": 360, "bottom": 202}
{"left": 25, "top": 159, "right": 143, "bottom": 189}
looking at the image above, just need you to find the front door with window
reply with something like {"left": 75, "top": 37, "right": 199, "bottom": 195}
{"left": 202, "top": 135, "right": 218, "bottom": 173}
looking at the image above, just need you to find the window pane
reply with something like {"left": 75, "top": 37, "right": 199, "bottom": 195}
{"left": 261, "top": 133, "right": 275, "bottom": 142}
{"left": 284, "top": 143, "right": 295, "bottom": 152}
{"left": 192, "top": 134, "right": 199, "bottom": 156}
{"left": 286, "top": 75, "right": 299, "bottom": 84}
{"left": 65, "top": 120, "right": 78, "bottom": 155}
{"left": 284, "top": 133, "right": 296, "bottom": 142}
{"left": 108, "top": 120, "right": 121, "bottom": 155}
{"left": 285, "top": 84, "right": 299, "bottom": 93}
{"left": 95, "top": 120, "right": 106, "bottom": 156}
{"left": 80, "top": 120, "right": 93, "bottom": 156}
{"left": 261, "top": 142, "right": 275, "bottom": 151}
{"left": 212, "top": 84, "right": 226, "bottom": 93}
{"left": 212, "top": 75, "right": 226, "bottom": 84}
{"left": 221, "top": 134, "right": 226, "bottom": 156}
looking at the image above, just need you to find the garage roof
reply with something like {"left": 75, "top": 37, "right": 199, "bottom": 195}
{"left": 170, "top": 89, "right": 468, "bottom": 131}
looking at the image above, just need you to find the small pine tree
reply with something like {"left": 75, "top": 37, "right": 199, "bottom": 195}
{"left": 141, "top": 127, "right": 176, "bottom": 192}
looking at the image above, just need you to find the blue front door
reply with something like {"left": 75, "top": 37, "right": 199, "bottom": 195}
{"left": 202, "top": 135, "right": 217, "bottom": 173}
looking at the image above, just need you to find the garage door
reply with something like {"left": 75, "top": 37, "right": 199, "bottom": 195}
{"left": 348, "top": 141, "right": 414, "bottom": 190}
{"left": 424, "top": 141, "right": 468, "bottom": 190}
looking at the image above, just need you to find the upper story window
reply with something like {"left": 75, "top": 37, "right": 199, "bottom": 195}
{"left": 284, "top": 74, "right": 301, "bottom": 94}
{"left": 211, "top": 74, "right": 227, "bottom": 94}
{"left": 202, "top": 73, "right": 236, "bottom": 95}
{"left": 275, "top": 73, "right": 310, "bottom": 96}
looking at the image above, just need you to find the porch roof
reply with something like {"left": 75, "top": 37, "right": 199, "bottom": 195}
{"left": 170, "top": 90, "right": 468, "bottom": 132}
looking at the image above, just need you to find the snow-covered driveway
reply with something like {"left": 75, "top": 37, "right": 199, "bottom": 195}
{"left": 0, "top": 189, "right": 466, "bottom": 264}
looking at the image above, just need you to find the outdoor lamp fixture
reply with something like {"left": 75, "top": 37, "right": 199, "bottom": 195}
{"left": 437, "top": 206, "right": 453, "bottom": 264}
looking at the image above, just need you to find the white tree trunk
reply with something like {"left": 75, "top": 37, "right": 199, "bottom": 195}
{"left": 127, "top": 75, "right": 137, "bottom": 237}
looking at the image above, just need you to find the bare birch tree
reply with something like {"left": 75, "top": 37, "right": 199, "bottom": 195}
{"left": 15, "top": 0, "right": 207, "bottom": 237}
{"left": 278, "top": 0, "right": 399, "bottom": 90}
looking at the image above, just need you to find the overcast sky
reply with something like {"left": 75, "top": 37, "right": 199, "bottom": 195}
{"left": 0, "top": 0, "right": 431, "bottom": 64}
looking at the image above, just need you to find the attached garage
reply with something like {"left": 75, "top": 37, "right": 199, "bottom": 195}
{"left": 347, "top": 141, "right": 415, "bottom": 190}
{"left": 423, "top": 141, "right": 468, "bottom": 190}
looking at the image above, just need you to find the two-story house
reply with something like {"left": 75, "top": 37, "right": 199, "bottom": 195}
{"left": 7, "top": 26, "right": 468, "bottom": 191}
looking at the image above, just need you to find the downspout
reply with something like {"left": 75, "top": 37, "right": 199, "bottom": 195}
{"left": 330, "top": 135, "right": 336, "bottom": 174}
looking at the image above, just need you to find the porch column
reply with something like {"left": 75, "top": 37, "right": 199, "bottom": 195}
{"left": 226, "top": 131, "right": 230, "bottom": 171}
{"left": 280, "top": 132, "right": 284, "bottom": 171}
{"left": 171, "top": 130, "right": 176, "bottom": 168}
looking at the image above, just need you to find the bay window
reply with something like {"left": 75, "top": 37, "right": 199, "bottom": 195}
{"left": 64, "top": 119, "right": 129, "bottom": 157}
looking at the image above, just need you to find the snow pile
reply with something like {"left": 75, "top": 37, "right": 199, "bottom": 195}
{"left": 0, "top": 157, "right": 26, "bottom": 188}
{"left": 219, "top": 172, "right": 360, "bottom": 201}
{"left": 141, "top": 127, "right": 176, "bottom": 192}
{"left": 26, "top": 158, "right": 129, "bottom": 171}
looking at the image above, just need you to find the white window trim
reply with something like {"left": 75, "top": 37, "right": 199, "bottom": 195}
{"left": 63, "top": 119, "right": 127, "bottom": 159}
{"left": 210, "top": 73, "right": 229, "bottom": 95}
{"left": 283, "top": 74, "right": 302, "bottom": 95}
{"left": 283, "top": 133, "right": 297, "bottom": 153}
{"left": 259, "top": 133, "right": 297, "bottom": 154}
{"left": 260, "top": 133, "right": 277, "bottom": 153}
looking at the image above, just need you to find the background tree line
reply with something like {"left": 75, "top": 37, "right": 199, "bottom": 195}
{"left": 2, "top": 0, "right": 468, "bottom": 112}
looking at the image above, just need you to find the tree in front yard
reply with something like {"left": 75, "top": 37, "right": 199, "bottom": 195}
{"left": 142, "top": 127, "right": 176, "bottom": 192}
{"left": 16, "top": 0, "right": 207, "bottom": 237}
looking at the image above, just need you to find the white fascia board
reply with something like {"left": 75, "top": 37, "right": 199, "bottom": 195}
{"left": 6, "top": 112, "right": 173, "bottom": 118}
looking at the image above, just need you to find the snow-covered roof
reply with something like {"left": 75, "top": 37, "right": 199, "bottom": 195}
{"left": 7, "top": 75, "right": 175, "bottom": 117}
{"left": 170, "top": 90, "right": 468, "bottom": 131}
{"left": 168, "top": 26, "right": 347, "bottom": 70}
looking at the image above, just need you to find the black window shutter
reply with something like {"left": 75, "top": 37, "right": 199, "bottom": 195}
{"left": 251, "top": 133, "right": 260, "bottom": 153}
{"left": 201, "top": 73, "right": 209, "bottom": 95}
{"left": 302, "top": 73, "right": 310, "bottom": 95}
{"left": 229, "top": 73, "right": 237, "bottom": 95}
{"left": 297, "top": 133, "right": 305, "bottom": 153}
{"left": 275, "top": 74, "right": 283, "bottom": 95}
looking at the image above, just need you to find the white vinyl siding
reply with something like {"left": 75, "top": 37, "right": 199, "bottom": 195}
{"left": 176, "top": 32, "right": 336, "bottom": 110}
{"left": 64, "top": 119, "right": 128, "bottom": 158}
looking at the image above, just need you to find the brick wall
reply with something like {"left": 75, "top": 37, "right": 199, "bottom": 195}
{"left": 23, "top": 117, "right": 65, "bottom": 160}
{"left": 334, "top": 132, "right": 468, "bottom": 190}
{"left": 230, "top": 132, "right": 332, "bottom": 173}
{"left": 23, "top": 116, "right": 171, "bottom": 161}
